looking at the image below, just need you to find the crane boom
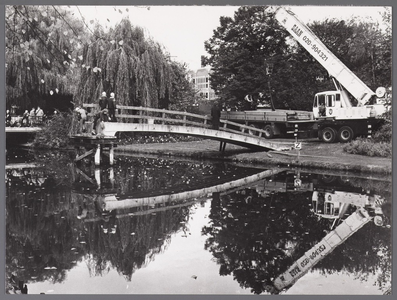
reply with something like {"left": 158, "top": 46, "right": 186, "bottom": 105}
{"left": 274, "top": 7, "right": 375, "bottom": 105}
{"left": 273, "top": 208, "right": 372, "bottom": 292}
{"left": 221, "top": 6, "right": 388, "bottom": 143}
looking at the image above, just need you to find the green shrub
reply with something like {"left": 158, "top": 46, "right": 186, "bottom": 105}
{"left": 343, "top": 138, "right": 391, "bottom": 157}
{"left": 373, "top": 121, "right": 392, "bottom": 142}
{"left": 32, "top": 112, "right": 75, "bottom": 149}
{"left": 343, "top": 108, "right": 392, "bottom": 158}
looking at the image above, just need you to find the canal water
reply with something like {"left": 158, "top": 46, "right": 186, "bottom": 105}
{"left": 5, "top": 148, "right": 392, "bottom": 295}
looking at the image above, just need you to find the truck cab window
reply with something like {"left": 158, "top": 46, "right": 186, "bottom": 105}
{"left": 326, "top": 95, "right": 335, "bottom": 107}
{"left": 318, "top": 95, "right": 326, "bottom": 106}
{"left": 324, "top": 202, "right": 334, "bottom": 215}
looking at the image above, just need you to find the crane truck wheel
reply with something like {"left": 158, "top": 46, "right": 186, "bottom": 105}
{"left": 337, "top": 126, "right": 354, "bottom": 143}
{"left": 321, "top": 174, "right": 337, "bottom": 184}
{"left": 263, "top": 125, "right": 274, "bottom": 139}
{"left": 320, "top": 127, "right": 337, "bottom": 143}
{"left": 247, "top": 124, "right": 258, "bottom": 136}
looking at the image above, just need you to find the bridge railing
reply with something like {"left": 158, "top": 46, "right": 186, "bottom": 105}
{"left": 82, "top": 104, "right": 270, "bottom": 138}
{"left": 220, "top": 119, "right": 270, "bottom": 138}
{"left": 83, "top": 104, "right": 212, "bottom": 128}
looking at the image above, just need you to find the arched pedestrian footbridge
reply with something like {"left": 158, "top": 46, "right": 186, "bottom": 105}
{"left": 83, "top": 104, "right": 291, "bottom": 152}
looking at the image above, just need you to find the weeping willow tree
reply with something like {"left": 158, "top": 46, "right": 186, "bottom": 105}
{"left": 75, "top": 18, "right": 173, "bottom": 108}
{"left": 5, "top": 5, "right": 88, "bottom": 110}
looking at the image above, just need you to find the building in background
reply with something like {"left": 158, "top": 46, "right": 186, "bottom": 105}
{"left": 187, "top": 67, "right": 217, "bottom": 100}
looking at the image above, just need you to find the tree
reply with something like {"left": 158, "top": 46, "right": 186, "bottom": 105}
{"left": 5, "top": 5, "right": 87, "bottom": 111}
{"left": 203, "top": 6, "right": 335, "bottom": 111}
{"left": 202, "top": 189, "right": 331, "bottom": 294}
{"left": 346, "top": 12, "right": 392, "bottom": 88}
{"left": 6, "top": 6, "right": 201, "bottom": 113}
{"left": 310, "top": 13, "right": 392, "bottom": 92}
{"left": 203, "top": 6, "right": 392, "bottom": 111}
{"left": 164, "top": 61, "right": 200, "bottom": 111}
{"left": 287, "top": 18, "right": 357, "bottom": 109}
{"left": 74, "top": 18, "right": 173, "bottom": 108}
{"left": 203, "top": 6, "right": 290, "bottom": 110}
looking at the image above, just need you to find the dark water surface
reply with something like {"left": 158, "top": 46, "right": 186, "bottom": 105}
{"left": 5, "top": 148, "right": 392, "bottom": 295}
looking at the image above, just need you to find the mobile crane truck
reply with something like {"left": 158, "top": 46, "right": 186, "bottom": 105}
{"left": 220, "top": 7, "right": 390, "bottom": 143}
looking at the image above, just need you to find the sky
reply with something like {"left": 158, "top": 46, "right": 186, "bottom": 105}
{"left": 69, "top": 5, "right": 389, "bottom": 70}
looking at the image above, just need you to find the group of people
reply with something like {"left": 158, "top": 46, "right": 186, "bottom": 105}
{"left": 92, "top": 91, "right": 117, "bottom": 135}
{"left": 5, "top": 106, "right": 45, "bottom": 127}
{"left": 7, "top": 92, "right": 118, "bottom": 132}
{"left": 74, "top": 91, "right": 117, "bottom": 135}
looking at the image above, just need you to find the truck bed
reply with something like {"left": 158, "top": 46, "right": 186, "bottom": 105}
{"left": 220, "top": 109, "right": 314, "bottom": 123}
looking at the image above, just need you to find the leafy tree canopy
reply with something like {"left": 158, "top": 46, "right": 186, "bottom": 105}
{"left": 75, "top": 18, "right": 174, "bottom": 108}
{"left": 6, "top": 5, "right": 88, "bottom": 110}
{"left": 203, "top": 6, "right": 289, "bottom": 110}
{"left": 6, "top": 5, "right": 199, "bottom": 112}
{"left": 165, "top": 61, "right": 200, "bottom": 111}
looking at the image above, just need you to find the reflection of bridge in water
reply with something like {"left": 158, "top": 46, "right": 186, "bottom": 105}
{"left": 101, "top": 168, "right": 285, "bottom": 212}
{"left": 82, "top": 104, "right": 292, "bottom": 152}
{"left": 71, "top": 164, "right": 285, "bottom": 221}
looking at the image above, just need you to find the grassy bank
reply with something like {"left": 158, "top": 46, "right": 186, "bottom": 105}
{"left": 115, "top": 139, "right": 392, "bottom": 175}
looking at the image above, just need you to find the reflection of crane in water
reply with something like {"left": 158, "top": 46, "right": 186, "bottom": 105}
{"left": 311, "top": 190, "right": 387, "bottom": 228}
{"left": 256, "top": 170, "right": 390, "bottom": 227}
{"left": 253, "top": 170, "right": 391, "bottom": 294}
{"left": 271, "top": 207, "right": 374, "bottom": 293}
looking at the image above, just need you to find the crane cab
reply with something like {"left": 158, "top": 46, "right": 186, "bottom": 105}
{"left": 313, "top": 91, "right": 374, "bottom": 120}
{"left": 311, "top": 191, "right": 350, "bottom": 220}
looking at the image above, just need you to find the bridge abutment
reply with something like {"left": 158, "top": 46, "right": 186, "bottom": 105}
{"left": 70, "top": 135, "right": 118, "bottom": 166}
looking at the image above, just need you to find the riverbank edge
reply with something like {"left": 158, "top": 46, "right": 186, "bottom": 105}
{"left": 114, "top": 140, "right": 392, "bottom": 175}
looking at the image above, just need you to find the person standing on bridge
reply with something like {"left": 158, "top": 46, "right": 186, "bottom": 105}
{"left": 22, "top": 110, "right": 29, "bottom": 127}
{"left": 5, "top": 110, "right": 11, "bottom": 127}
{"left": 35, "top": 106, "right": 44, "bottom": 123}
{"left": 29, "top": 108, "right": 36, "bottom": 126}
{"left": 75, "top": 106, "right": 87, "bottom": 133}
{"left": 92, "top": 91, "right": 108, "bottom": 135}
{"left": 211, "top": 102, "right": 221, "bottom": 130}
{"left": 107, "top": 92, "right": 117, "bottom": 122}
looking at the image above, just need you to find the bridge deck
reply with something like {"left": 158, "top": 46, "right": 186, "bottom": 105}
{"left": 5, "top": 127, "right": 42, "bottom": 133}
{"left": 82, "top": 104, "right": 293, "bottom": 152}
{"left": 101, "top": 123, "right": 289, "bottom": 151}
